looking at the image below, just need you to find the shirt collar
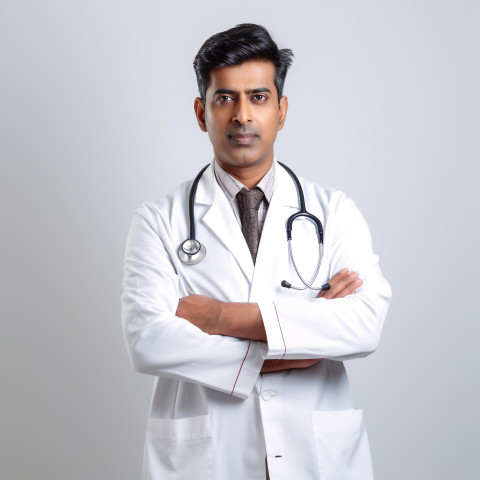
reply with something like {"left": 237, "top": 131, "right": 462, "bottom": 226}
{"left": 213, "top": 161, "right": 275, "bottom": 203}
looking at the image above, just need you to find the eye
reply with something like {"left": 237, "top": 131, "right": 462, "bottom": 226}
{"left": 216, "top": 95, "right": 235, "bottom": 103}
{"left": 252, "top": 94, "right": 268, "bottom": 103}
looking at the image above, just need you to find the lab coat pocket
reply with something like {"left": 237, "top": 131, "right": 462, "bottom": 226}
{"left": 145, "top": 414, "right": 213, "bottom": 480}
{"left": 312, "top": 409, "right": 373, "bottom": 480}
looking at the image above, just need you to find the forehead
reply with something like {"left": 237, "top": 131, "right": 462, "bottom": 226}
{"left": 207, "top": 60, "right": 276, "bottom": 93}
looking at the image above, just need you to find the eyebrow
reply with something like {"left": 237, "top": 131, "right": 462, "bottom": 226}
{"left": 213, "top": 87, "right": 272, "bottom": 96}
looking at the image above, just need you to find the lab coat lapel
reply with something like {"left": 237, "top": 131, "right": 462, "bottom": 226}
{"left": 196, "top": 164, "right": 254, "bottom": 281}
{"left": 251, "top": 162, "right": 299, "bottom": 298}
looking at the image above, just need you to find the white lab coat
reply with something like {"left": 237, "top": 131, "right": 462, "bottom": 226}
{"left": 121, "top": 160, "right": 392, "bottom": 480}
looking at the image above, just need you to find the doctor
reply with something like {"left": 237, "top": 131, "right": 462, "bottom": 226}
{"left": 122, "top": 24, "right": 391, "bottom": 480}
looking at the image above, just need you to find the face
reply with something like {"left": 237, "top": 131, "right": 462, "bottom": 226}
{"left": 194, "top": 60, "right": 288, "bottom": 178}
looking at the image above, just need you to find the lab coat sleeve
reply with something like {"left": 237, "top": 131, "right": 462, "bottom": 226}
{"left": 121, "top": 206, "right": 267, "bottom": 399}
{"left": 258, "top": 193, "right": 392, "bottom": 361}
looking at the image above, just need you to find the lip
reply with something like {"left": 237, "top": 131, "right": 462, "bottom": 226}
{"left": 229, "top": 133, "right": 257, "bottom": 145}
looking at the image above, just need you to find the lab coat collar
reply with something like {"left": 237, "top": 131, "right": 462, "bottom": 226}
{"left": 199, "top": 162, "right": 253, "bottom": 280}
{"left": 250, "top": 161, "right": 300, "bottom": 297}
{"left": 271, "top": 159, "right": 301, "bottom": 209}
{"left": 197, "top": 159, "right": 300, "bottom": 282}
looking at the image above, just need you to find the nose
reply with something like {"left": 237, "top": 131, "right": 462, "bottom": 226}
{"left": 232, "top": 97, "right": 252, "bottom": 125}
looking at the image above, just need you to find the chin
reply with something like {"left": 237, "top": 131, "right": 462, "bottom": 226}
{"left": 233, "top": 151, "right": 269, "bottom": 166}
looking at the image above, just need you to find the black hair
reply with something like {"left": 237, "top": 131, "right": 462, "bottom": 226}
{"left": 193, "top": 23, "right": 294, "bottom": 103}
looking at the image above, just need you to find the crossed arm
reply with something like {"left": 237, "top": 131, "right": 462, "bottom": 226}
{"left": 176, "top": 268, "right": 362, "bottom": 373}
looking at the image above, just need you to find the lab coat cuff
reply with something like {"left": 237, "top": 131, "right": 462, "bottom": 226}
{"left": 258, "top": 300, "right": 287, "bottom": 359}
{"left": 230, "top": 340, "right": 268, "bottom": 399}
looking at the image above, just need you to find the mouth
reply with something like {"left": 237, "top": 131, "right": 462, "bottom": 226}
{"left": 228, "top": 133, "right": 257, "bottom": 145}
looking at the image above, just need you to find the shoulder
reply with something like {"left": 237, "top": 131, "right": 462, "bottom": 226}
{"left": 295, "top": 177, "right": 374, "bottom": 247}
{"left": 132, "top": 179, "right": 193, "bottom": 227}
{"left": 293, "top": 176, "right": 368, "bottom": 234}
{"left": 297, "top": 176, "right": 352, "bottom": 212}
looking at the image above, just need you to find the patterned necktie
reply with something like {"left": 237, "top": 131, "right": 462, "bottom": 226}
{"left": 237, "top": 187, "right": 265, "bottom": 263}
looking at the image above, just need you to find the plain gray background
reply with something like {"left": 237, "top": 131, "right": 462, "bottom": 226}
{"left": 1, "top": 1, "right": 479, "bottom": 479}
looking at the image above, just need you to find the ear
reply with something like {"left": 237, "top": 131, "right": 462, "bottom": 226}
{"left": 194, "top": 97, "right": 208, "bottom": 132}
{"left": 277, "top": 96, "right": 288, "bottom": 131}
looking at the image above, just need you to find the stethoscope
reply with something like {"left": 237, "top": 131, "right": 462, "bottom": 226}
{"left": 178, "top": 162, "right": 325, "bottom": 291}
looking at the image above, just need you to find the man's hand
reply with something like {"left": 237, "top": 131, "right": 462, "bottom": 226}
{"left": 316, "top": 268, "right": 363, "bottom": 299}
{"left": 261, "top": 358, "right": 321, "bottom": 373}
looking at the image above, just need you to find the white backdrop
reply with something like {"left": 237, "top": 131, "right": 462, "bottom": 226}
{"left": 1, "top": 1, "right": 479, "bottom": 479}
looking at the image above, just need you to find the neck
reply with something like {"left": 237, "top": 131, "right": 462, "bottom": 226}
{"left": 216, "top": 158, "right": 273, "bottom": 190}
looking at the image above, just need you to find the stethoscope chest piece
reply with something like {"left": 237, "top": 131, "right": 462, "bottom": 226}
{"left": 178, "top": 239, "right": 206, "bottom": 265}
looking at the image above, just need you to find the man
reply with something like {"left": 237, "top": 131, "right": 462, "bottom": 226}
{"left": 122, "top": 24, "right": 391, "bottom": 480}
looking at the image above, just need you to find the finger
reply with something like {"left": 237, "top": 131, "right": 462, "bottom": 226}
{"left": 333, "top": 278, "right": 363, "bottom": 298}
{"left": 327, "top": 268, "right": 350, "bottom": 287}
{"left": 322, "top": 272, "right": 359, "bottom": 299}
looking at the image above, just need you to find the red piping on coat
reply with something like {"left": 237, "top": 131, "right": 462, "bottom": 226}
{"left": 231, "top": 340, "right": 251, "bottom": 395}
{"left": 273, "top": 302, "right": 287, "bottom": 359}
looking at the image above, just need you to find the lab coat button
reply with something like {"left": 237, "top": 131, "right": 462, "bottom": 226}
{"left": 261, "top": 390, "right": 277, "bottom": 401}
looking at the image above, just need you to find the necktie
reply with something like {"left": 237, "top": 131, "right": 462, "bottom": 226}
{"left": 237, "top": 187, "right": 264, "bottom": 263}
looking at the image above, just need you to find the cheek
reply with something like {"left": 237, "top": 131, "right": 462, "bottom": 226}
{"left": 262, "top": 115, "right": 281, "bottom": 138}
{"left": 205, "top": 118, "right": 219, "bottom": 138}
{"left": 206, "top": 112, "right": 227, "bottom": 134}
{"left": 264, "top": 108, "right": 280, "bottom": 126}
{"left": 206, "top": 120, "right": 229, "bottom": 149}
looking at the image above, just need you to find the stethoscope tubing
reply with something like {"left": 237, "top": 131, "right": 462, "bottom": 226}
{"left": 277, "top": 162, "right": 323, "bottom": 244}
{"left": 188, "top": 164, "right": 210, "bottom": 241}
{"left": 286, "top": 241, "right": 324, "bottom": 290}
{"left": 179, "top": 162, "right": 324, "bottom": 290}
